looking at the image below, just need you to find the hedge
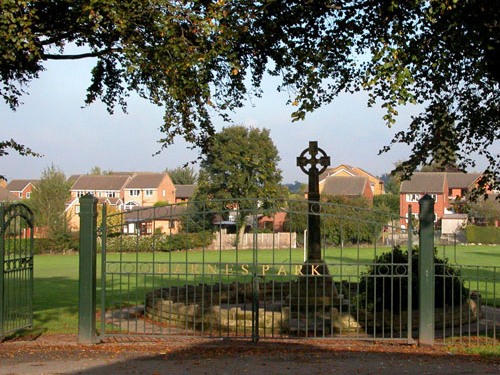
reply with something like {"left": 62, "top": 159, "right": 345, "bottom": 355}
{"left": 103, "top": 231, "right": 214, "bottom": 252}
{"left": 465, "top": 226, "right": 500, "bottom": 244}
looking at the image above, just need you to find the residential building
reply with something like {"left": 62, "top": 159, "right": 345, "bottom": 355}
{"left": 66, "top": 172, "right": 175, "bottom": 230}
{"left": 320, "top": 175, "right": 374, "bottom": 202}
{"left": 123, "top": 204, "right": 186, "bottom": 236}
{"left": 69, "top": 174, "right": 131, "bottom": 201}
{"left": 6, "top": 179, "right": 37, "bottom": 200}
{"left": 174, "top": 184, "right": 196, "bottom": 203}
{"left": 399, "top": 172, "right": 482, "bottom": 230}
{"left": 123, "top": 173, "right": 176, "bottom": 209}
{"left": 320, "top": 164, "right": 385, "bottom": 195}
{"left": 0, "top": 186, "right": 19, "bottom": 202}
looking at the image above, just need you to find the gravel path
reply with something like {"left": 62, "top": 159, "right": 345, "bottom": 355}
{"left": 1, "top": 335, "right": 499, "bottom": 375}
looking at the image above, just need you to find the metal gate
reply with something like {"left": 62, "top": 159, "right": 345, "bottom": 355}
{"left": 98, "top": 198, "right": 415, "bottom": 343}
{"left": 0, "top": 203, "right": 34, "bottom": 339}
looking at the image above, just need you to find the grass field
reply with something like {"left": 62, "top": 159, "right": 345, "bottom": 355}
{"left": 32, "top": 244, "right": 500, "bottom": 334}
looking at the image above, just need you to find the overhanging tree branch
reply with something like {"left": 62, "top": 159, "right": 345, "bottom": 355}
{"left": 42, "top": 49, "right": 121, "bottom": 60}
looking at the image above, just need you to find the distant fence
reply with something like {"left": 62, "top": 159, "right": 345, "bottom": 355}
{"left": 207, "top": 232, "right": 297, "bottom": 250}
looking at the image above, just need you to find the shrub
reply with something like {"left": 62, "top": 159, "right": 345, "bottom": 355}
{"left": 103, "top": 231, "right": 214, "bottom": 252}
{"left": 356, "top": 246, "right": 468, "bottom": 312}
{"left": 33, "top": 232, "right": 79, "bottom": 254}
{"left": 465, "top": 226, "right": 500, "bottom": 244}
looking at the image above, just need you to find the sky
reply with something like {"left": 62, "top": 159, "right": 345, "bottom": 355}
{"left": 0, "top": 56, "right": 487, "bottom": 184}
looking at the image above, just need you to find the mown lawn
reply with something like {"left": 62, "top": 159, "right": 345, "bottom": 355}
{"left": 33, "top": 244, "right": 500, "bottom": 334}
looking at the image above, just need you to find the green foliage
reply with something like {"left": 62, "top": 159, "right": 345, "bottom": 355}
{"left": 320, "top": 196, "right": 392, "bottom": 245}
{"left": 357, "top": 246, "right": 469, "bottom": 313}
{"left": 465, "top": 226, "right": 500, "bottom": 245}
{"left": 380, "top": 172, "right": 401, "bottom": 195}
{"left": 284, "top": 196, "right": 392, "bottom": 245}
{"left": 468, "top": 197, "right": 500, "bottom": 226}
{"left": 33, "top": 233, "right": 79, "bottom": 254}
{"left": 166, "top": 166, "right": 198, "bottom": 185}
{"left": 190, "top": 126, "right": 287, "bottom": 233}
{"left": 2, "top": 1, "right": 498, "bottom": 193}
{"left": 104, "top": 231, "right": 213, "bottom": 252}
{"left": 373, "top": 194, "right": 400, "bottom": 215}
{"left": 28, "top": 165, "right": 72, "bottom": 249}
{"left": 196, "top": 126, "right": 284, "bottom": 200}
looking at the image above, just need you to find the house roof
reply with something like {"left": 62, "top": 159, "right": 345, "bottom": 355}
{"left": 175, "top": 184, "right": 196, "bottom": 199}
{"left": 321, "top": 176, "right": 369, "bottom": 196}
{"left": 400, "top": 172, "right": 447, "bottom": 194}
{"left": 97, "top": 197, "right": 123, "bottom": 205}
{"left": 124, "top": 173, "right": 169, "bottom": 189}
{"left": 6, "top": 179, "right": 37, "bottom": 192}
{"left": 71, "top": 175, "right": 131, "bottom": 191}
{"left": 0, "top": 186, "right": 19, "bottom": 202}
{"left": 446, "top": 173, "right": 481, "bottom": 189}
{"left": 320, "top": 164, "right": 381, "bottom": 183}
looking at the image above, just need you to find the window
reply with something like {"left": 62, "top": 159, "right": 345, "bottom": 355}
{"left": 406, "top": 193, "right": 420, "bottom": 202}
{"left": 77, "top": 191, "right": 86, "bottom": 197}
{"left": 145, "top": 189, "right": 154, "bottom": 196}
{"left": 106, "top": 191, "right": 116, "bottom": 198}
{"left": 26, "top": 192, "right": 31, "bottom": 199}
{"left": 129, "top": 190, "right": 140, "bottom": 196}
{"left": 18, "top": 192, "right": 22, "bottom": 198}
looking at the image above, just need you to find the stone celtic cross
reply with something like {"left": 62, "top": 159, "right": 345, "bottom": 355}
{"left": 297, "top": 141, "right": 330, "bottom": 264}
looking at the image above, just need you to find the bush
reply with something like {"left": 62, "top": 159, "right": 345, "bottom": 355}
{"left": 103, "top": 231, "right": 214, "bottom": 252}
{"left": 33, "top": 232, "right": 79, "bottom": 254}
{"left": 356, "top": 246, "right": 468, "bottom": 312}
{"left": 465, "top": 226, "right": 500, "bottom": 244}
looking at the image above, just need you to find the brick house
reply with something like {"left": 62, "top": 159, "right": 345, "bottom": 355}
{"left": 123, "top": 204, "right": 186, "bottom": 235}
{"left": 123, "top": 173, "right": 176, "bottom": 209}
{"left": 6, "top": 179, "right": 38, "bottom": 200}
{"left": 66, "top": 172, "right": 175, "bottom": 230}
{"left": 0, "top": 185, "right": 19, "bottom": 202}
{"left": 399, "top": 172, "right": 482, "bottom": 229}
{"left": 400, "top": 172, "right": 448, "bottom": 229}
{"left": 174, "top": 184, "right": 196, "bottom": 203}
{"left": 320, "top": 164, "right": 385, "bottom": 195}
{"left": 319, "top": 175, "right": 374, "bottom": 202}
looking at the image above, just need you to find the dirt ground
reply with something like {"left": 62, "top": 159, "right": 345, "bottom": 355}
{"left": 1, "top": 334, "right": 499, "bottom": 375}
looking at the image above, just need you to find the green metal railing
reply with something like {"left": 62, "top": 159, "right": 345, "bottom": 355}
{"left": 78, "top": 195, "right": 499, "bottom": 346}
{"left": 0, "top": 203, "right": 34, "bottom": 339}
{"left": 90, "top": 197, "right": 415, "bottom": 343}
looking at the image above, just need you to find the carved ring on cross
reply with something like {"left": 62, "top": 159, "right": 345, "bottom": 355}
{"left": 311, "top": 202, "right": 321, "bottom": 214}
{"left": 297, "top": 141, "right": 330, "bottom": 175}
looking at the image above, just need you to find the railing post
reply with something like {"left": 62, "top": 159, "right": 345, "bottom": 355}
{"left": 78, "top": 194, "right": 98, "bottom": 344}
{"left": 418, "top": 194, "right": 435, "bottom": 346}
{"left": 0, "top": 204, "right": 5, "bottom": 339}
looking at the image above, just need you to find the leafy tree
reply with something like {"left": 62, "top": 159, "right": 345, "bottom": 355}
{"left": 29, "top": 165, "right": 71, "bottom": 245}
{"left": 285, "top": 181, "right": 306, "bottom": 194}
{"left": 373, "top": 194, "right": 400, "bottom": 216}
{"left": 380, "top": 172, "right": 401, "bottom": 195}
{"left": 191, "top": 125, "right": 286, "bottom": 237}
{"left": 2, "top": 1, "right": 498, "bottom": 194}
{"left": 88, "top": 166, "right": 112, "bottom": 175}
{"left": 468, "top": 196, "right": 500, "bottom": 226}
{"left": 165, "top": 166, "right": 198, "bottom": 185}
